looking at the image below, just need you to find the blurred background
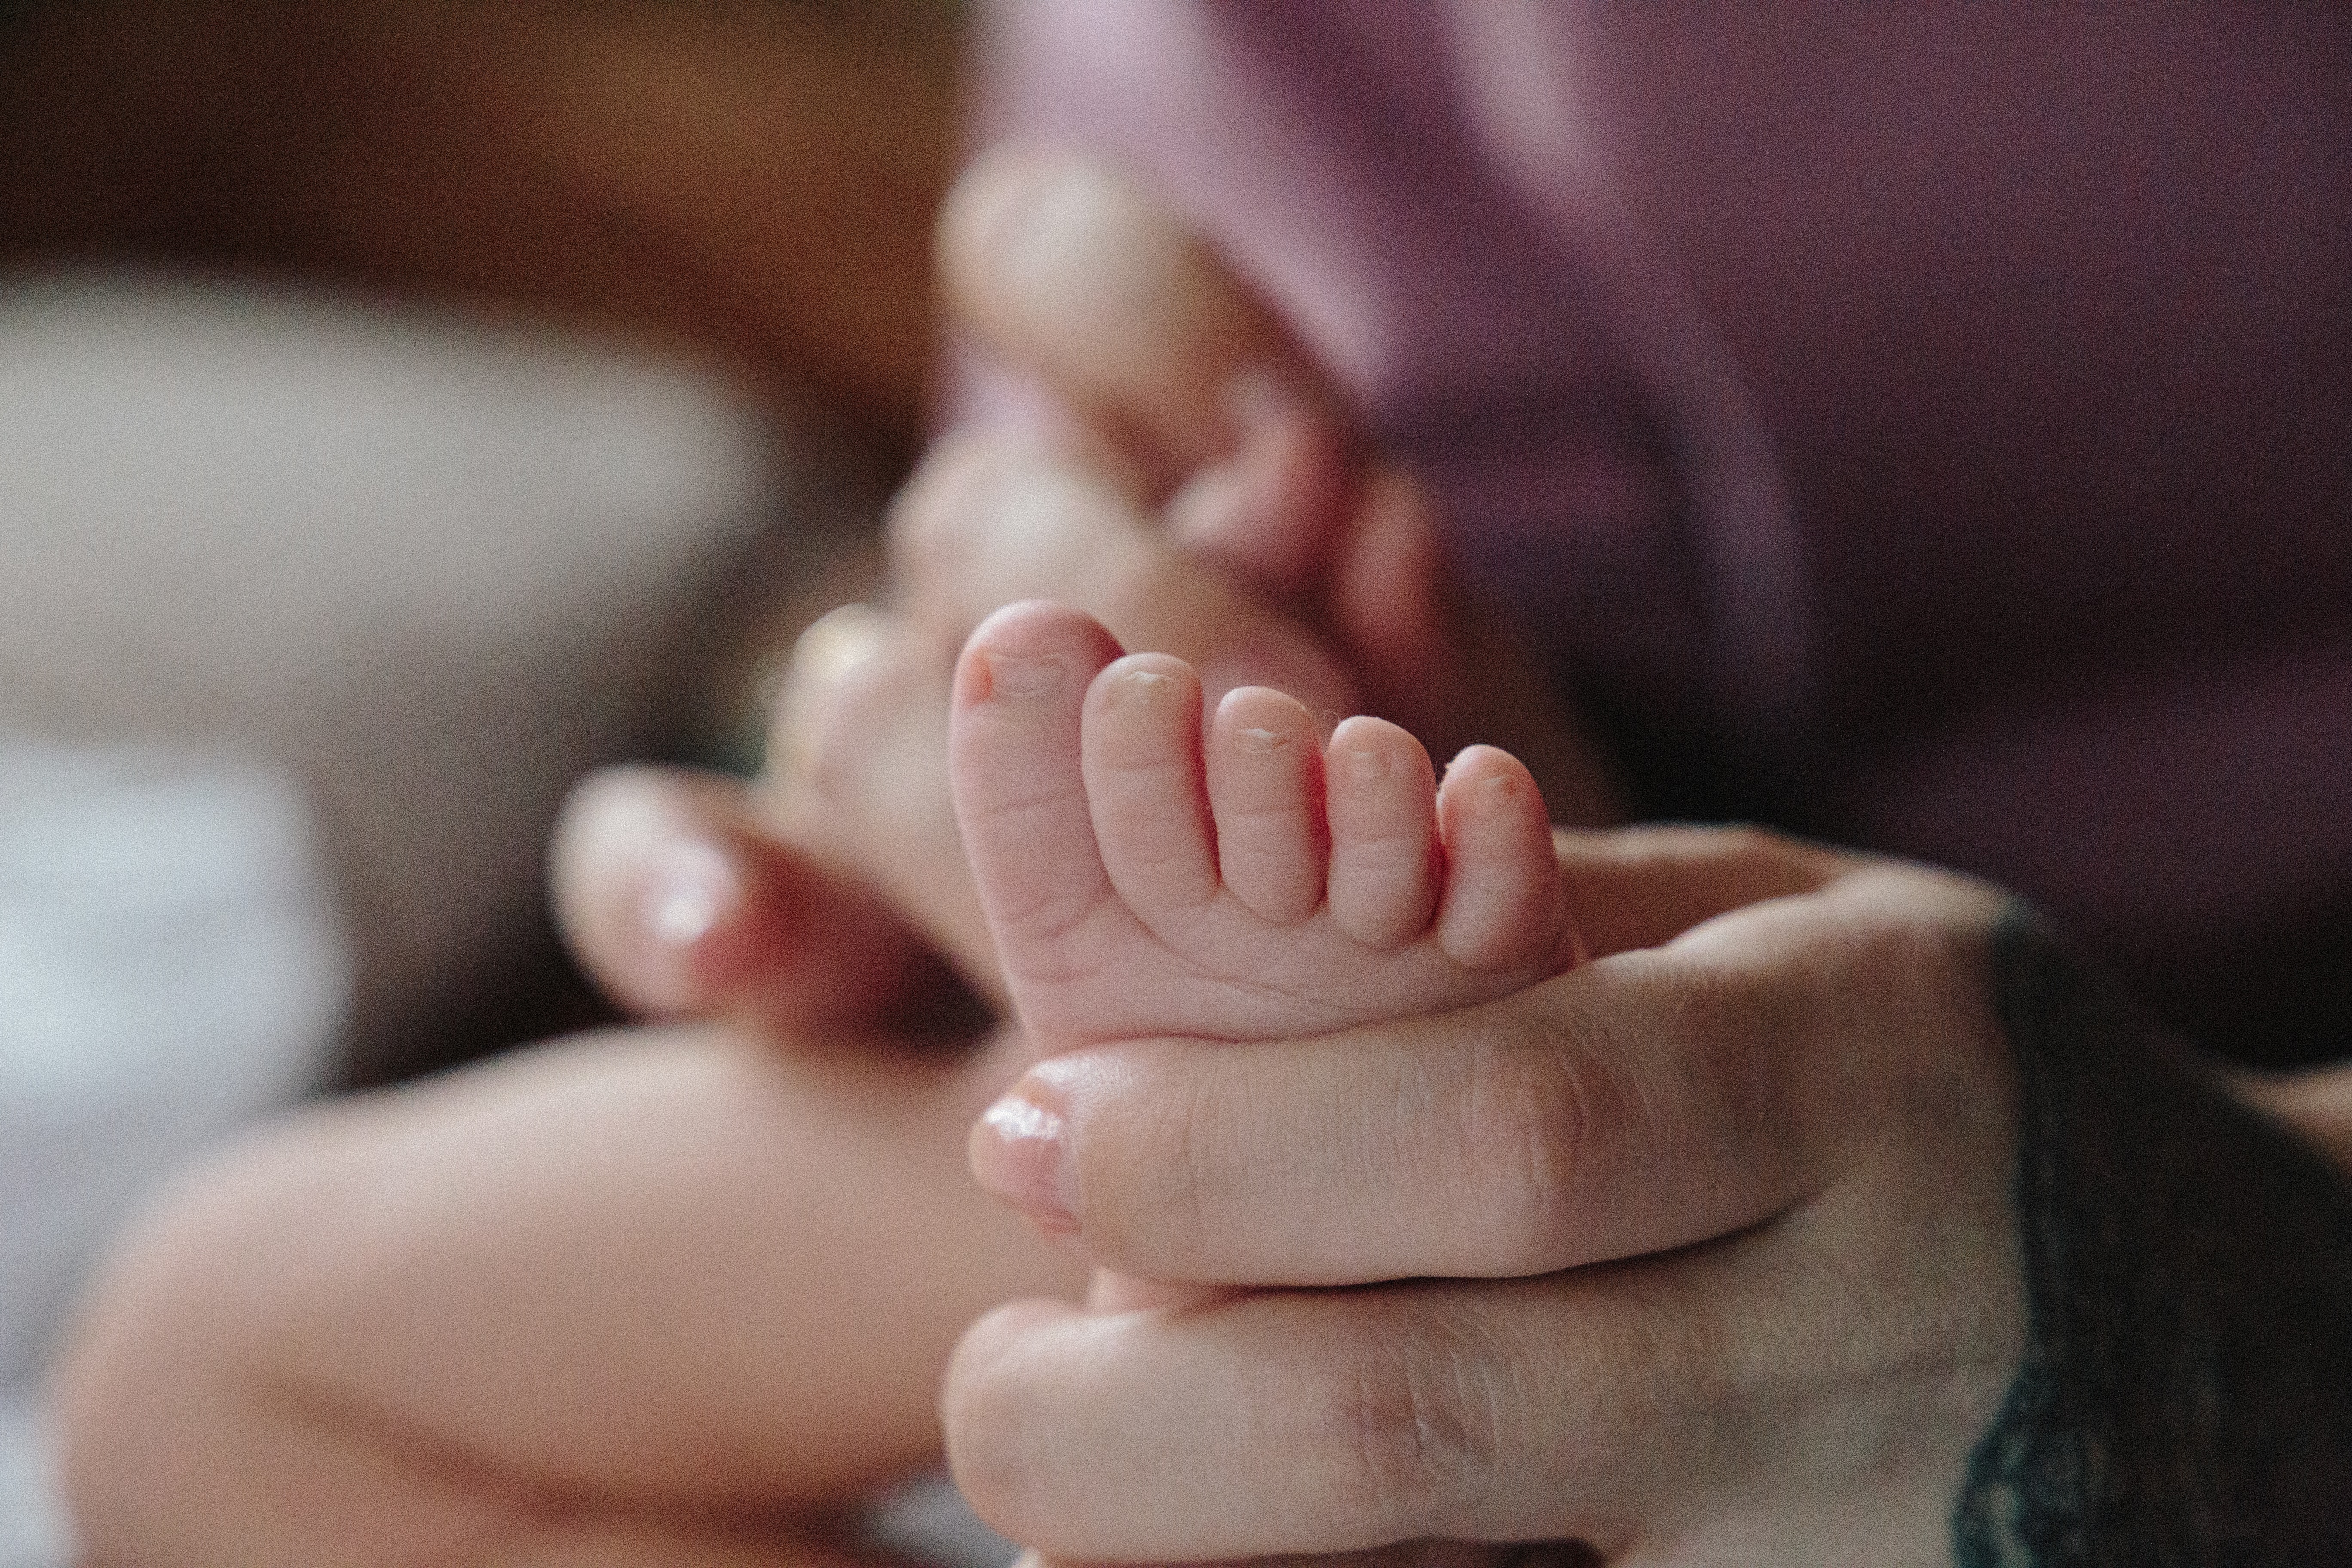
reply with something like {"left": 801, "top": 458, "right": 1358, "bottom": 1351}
{"left": 0, "top": 3, "right": 959, "bottom": 1556}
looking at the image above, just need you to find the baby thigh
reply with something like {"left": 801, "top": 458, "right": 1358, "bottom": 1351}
{"left": 54, "top": 1023, "right": 1080, "bottom": 1566}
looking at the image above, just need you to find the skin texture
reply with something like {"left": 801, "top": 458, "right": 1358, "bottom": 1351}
{"left": 53, "top": 147, "right": 1594, "bottom": 1561}
{"left": 945, "top": 831, "right": 2030, "bottom": 1562}
{"left": 823, "top": 156, "right": 2352, "bottom": 1559}
{"left": 945, "top": 846, "right": 2352, "bottom": 1565}
{"left": 55, "top": 1026, "right": 1087, "bottom": 1567}
{"left": 947, "top": 595, "right": 1576, "bottom": 1329}
{"left": 53, "top": 144, "right": 2352, "bottom": 1562}
{"left": 947, "top": 601, "right": 1574, "bottom": 1053}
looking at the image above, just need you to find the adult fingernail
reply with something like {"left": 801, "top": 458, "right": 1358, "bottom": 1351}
{"left": 628, "top": 841, "right": 747, "bottom": 1013}
{"left": 643, "top": 841, "right": 741, "bottom": 949}
{"left": 774, "top": 603, "right": 888, "bottom": 778}
{"left": 970, "top": 1085, "right": 1079, "bottom": 1234}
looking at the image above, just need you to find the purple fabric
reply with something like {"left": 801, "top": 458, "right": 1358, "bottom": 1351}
{"left": 969, "top": 0, "right": 2352, "bottom": 1063}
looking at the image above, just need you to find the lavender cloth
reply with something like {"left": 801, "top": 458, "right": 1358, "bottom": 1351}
{"left": 971, "top": 0, "right": 2352, "bottom": 1063}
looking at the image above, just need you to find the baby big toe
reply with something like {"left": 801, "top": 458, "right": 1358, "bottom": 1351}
{"left": 951, "top": 601, "right": 1127, "bottom": 948}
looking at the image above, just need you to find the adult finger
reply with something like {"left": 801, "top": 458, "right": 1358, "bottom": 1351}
{"left": 1335, "top": 471, "right": 1622, "bottom": 827}
{"left": 938, "top": 153, "right": 1623, "bottom": 820}
{"left": 768, "top": 602, "right": 1008, "bottom": 1006}
{"left": 944, "top": 1276, "right": 1688, "bottom": 1559}
{"left": 949, "top": 1144, "right": 2020, "bottom": 1564}
{"left": 968, "top": 838, "right": 2006, "bottom": 1285}
{"left": 1554, "top": 822, "right": 1845, "bottom": 958}
{"left": 940, "top": 147, "right": 1344, "bottom": 505}
{"left": 887, "top": 433, "right": 1362, "bottom": 725}
{"left": 549, "top": 764, "right": 937, "bottom": 1030}
{"left": 947, "top": 858, "right": 2023, "bottom": 1561}
{"left": 903, "top": 58, "right": 1620, "bottom": 824}
{"left": 941, "top": 147, "right": 1363, "bottom": 605}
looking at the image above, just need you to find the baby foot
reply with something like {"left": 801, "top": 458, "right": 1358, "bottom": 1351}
{"left": 949, "top": 600, "right": 1579, "bottom": 1055}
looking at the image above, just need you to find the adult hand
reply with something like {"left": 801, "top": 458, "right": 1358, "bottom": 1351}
{"left": 947, "top": 825, "right": 2352, "bottom": 1562}
{"left": 549, "top": 424, "right": 1377, "bottom": 1028}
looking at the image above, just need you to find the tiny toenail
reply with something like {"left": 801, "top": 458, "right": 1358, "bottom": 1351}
{"left": 983, "top": 652, "right": 1066, "bottom": 699}
{"left": 1235, "top": 726, "right": 1289, "bottom": 754}
{"left": 1339, "top": 747, "right": 1390, "bottom": 781}
{"left": 971, "top": 1089, "right": 1078, "bottom": 1233}
{"left": 1114, "top": 668, "right": 1178, "bottom": 701}
{"left": 791, "top": 603, "right": 888, "bottom": 687}
{"left": 644, "top": 844, "right": 738, "bottom": 948}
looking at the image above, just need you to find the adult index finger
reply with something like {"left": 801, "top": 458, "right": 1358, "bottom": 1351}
{"left": 1553, "top": 822, "right": 1844, "bottom": 958}
{"left": 887, "top": 434, "right": 1363, "bottom": 725}
{"left": 949, "top": 1099, "right": 2021, "bottom": 1566}
{"left": 967, "top": 845, "right": 2003, "bottom": 1286}
{"left": 939, "top": 147, "right": 1343, "bottom": 499}
{"left": 968, "top": 946, "right": 1816, "bottom": 1286}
